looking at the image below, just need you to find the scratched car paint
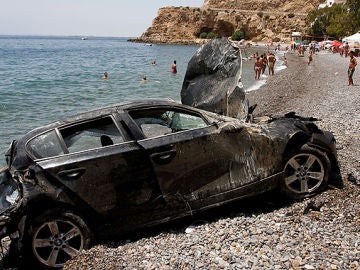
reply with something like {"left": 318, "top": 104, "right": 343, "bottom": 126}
{"left": 0, "top": 99, "right": 341, "bottom": 268}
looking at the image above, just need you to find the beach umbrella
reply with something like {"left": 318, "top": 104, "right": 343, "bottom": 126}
{"left": 331, "top": 41, "right": 342, "bottom": 47}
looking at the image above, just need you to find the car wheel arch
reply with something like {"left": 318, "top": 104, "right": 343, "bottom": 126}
{"left": 23, "top": 199, "right": 96, "bottom": 233}
{"left": 283, "top": 132, "right": 341, "bottom": 188}
{"left": 281, "top": 132, "right": 311, "bottom": 163}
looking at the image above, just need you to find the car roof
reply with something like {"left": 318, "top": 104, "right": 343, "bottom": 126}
{"left": 18, "top": 98, "right": 206, "bottom": 141}
{"left": 60, "top": 98, "right": 200, "bottom": 123}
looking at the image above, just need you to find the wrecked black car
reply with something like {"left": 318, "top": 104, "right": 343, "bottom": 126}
{"left": 0, "top": 98, "right": 340, "bottom": 268}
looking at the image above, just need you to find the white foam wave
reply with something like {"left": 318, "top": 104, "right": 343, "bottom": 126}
{"left": 244, "top": 52, "right": 288, "bottom": 92}
{"left": 245, "top": 79, "right": 267, "bottom": 92}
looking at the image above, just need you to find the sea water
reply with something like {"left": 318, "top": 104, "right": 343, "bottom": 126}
{"left": 0, "top": 36, "right": 285, "bottom": 160}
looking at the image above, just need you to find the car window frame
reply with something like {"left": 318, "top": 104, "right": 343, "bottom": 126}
{"left": 126, "top": 106, "right": 211, "bottom": 140}
{"left": 26, "top": 114, "right": 130, "bottom": 161}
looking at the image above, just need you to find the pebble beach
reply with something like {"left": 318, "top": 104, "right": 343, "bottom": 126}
{"left": 60, "top": 50, "right": 359, "bottom": 269}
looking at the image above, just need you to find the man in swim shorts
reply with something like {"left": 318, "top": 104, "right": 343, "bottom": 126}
{"left": 254, "top": 57, "right": 262, "bottom": 80}
{"left": 261, "top": 54, "right": 267, "bottom": 74}
{"left": 344, "top": 42, "right": 349, "bottom": 58}
{"left": 348, "top": 51, "right": 357, "bottom": 86}
{"left": 267, "top": 53, "right": 276, "bottom": 75}
{"left": 308, "top": 48, "right": 313, "bottom": 65}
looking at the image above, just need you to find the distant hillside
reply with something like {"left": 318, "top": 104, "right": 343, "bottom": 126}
{"left": 135, "top": 0, "right": 326, "bottom": 44}
{"left": 203, "top": 0, "right": 323, "bottom": 13}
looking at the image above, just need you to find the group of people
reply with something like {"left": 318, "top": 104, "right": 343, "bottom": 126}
{"left": 329, "top": 41, "right": 358, "bottom": 86}
{"left": 302, "top": 42, "right": 357, "bottom": 86}
{"left": 143, "top": 60, "right": 177, "bottom": 82}
{"left": 141, "top": 60, "right": 177, "bottom": 83}
{"left": 253, "top": 52, "right": 277, "bottom": 80}
{"left": 143, "top": 60, "right": 177, "bottom": 83}
{"left": 101, "top": 60, "right": 178, "bottom": 83}
{"left": 340, "top": 42, "right": 358, "bottom": 86}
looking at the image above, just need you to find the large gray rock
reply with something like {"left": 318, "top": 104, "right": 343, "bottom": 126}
{"left": 181, "top": 37, "right": 247, "bottom": 119}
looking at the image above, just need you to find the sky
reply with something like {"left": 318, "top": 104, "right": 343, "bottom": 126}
{"left": 0, "top": 0, "right": 203, "bottom": 37}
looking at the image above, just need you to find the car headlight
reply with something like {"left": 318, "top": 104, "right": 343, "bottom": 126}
{"left": 0, "top": 170, "right": 20, "bottom": 215}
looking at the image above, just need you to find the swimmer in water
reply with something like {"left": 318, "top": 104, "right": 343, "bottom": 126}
{"left": 171, "top": 60, "right": 177, "bottom": 73}
{"left": 102, "top": 72, "right": 108, "bottom": 79}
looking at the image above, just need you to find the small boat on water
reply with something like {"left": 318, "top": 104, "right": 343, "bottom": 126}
{"left": 81, "top": 37, "right": 88, "bottom": 40}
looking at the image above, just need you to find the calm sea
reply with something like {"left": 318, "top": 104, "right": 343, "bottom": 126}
{"left": 0, "top": 35, "right": 285, "bottom": 163}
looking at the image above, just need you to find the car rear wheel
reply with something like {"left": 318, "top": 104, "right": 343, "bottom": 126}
{"left": 282, "top": 148, "right": 330, "bottom": 199}
{"left": 24, "top": 209, "right": 92, "bottom": 269}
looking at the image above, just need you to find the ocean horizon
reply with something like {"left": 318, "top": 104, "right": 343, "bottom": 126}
{"left": 0, "top": 35, "right": 285, "bottom": 162}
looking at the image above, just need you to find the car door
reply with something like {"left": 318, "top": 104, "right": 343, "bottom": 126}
{"left": 127, "top": 108, "right": 235, "bottom": 210}
{"left": 27, "top": 115, "right": 164, "bottom": 226}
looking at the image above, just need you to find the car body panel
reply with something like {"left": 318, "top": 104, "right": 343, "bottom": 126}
{"left": 35, "top": 140, "right": 161, "bottom": 215}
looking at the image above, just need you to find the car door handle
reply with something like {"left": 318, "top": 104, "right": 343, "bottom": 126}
{"left": 57, "top": 168, "right": 86, "bottom": 181}
{"left": 151, "top": 149, "right": 176, "bottom": 164}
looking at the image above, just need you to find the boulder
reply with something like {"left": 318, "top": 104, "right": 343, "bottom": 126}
{"left": 181, "top": 37, "right": 247, "bottom": 119}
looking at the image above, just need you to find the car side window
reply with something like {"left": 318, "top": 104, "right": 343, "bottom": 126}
{"left": 27, "top": 116, "right": 125, "bottom": 159}
{"left": 28, "top": 130, "right": 65, "bottom": 159}
{"left": 130, "top": 109, "right": 208, "bottom": 138}
{"left": 60, "top": 117, "right": 124, "bottom": 153}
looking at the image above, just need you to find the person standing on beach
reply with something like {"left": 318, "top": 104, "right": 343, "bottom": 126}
{"left": 267, "top": 53, "right": 276, "bottom": 75}
{"left": 344, "top": 42, "right": 349, "bottom": 57}
{"left": 348, "top": 51, "right": 357, "bottom": 86}
{"left": 254, "top": 57, "right": 262, "bottom": 80}
{"left": 308, "top": 48, "right": 313, "bottom": 65}
{"left": 261, "top": 54, "right": 267, "bottom": 74}
{"left": 171, "top": 60, "right": 177, "bottom": 74}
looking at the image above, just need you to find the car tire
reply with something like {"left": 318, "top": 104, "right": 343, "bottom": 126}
{"left": 22, "top": 209, "right": 92, "bottom": 269}
{"left": 282, "top": 147, "right": 330, "bottom": 200}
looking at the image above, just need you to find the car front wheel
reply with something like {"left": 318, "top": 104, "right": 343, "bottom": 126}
{"left": 24, "top": 209, "right": 92, "bottom": 269}
{"left": 282, "top": 148, "right": 330, "bottom": 199}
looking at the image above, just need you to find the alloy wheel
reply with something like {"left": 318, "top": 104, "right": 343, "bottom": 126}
{"left": 284, "top": 153, "right": 325, "bottom": 195}
{"left": 32, "top": 219, "right": 84, "bottom": 268}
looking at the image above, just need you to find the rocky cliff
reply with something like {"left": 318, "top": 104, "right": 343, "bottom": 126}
{"left": 135, "top": 0, "right": 325, "bottom": 44}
